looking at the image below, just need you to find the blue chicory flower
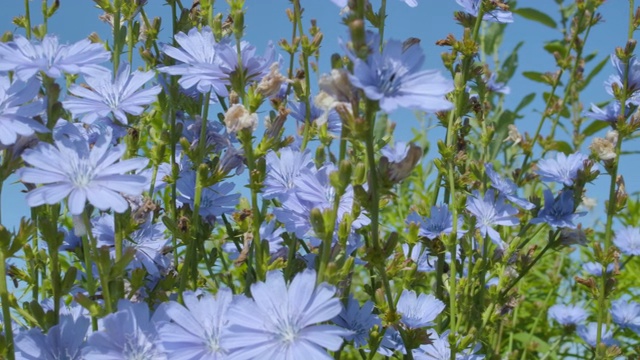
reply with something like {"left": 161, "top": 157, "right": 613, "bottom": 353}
{"left": 216, "top": 40, "right": 278, "bottom": 83}
{"left": 582, "top": 261, "right": 615, "bottom": 276}
{"left": 614, "top": 226, "right": 640, "bottom": 256}
{"left": 332, "top": 296, "right": 381, "bottom": 348}
{"left": 536, "top": 152, "right": 588, "bottom": 187}
{"left": 548, "top": 304, "right": 588, "bottom": 326}
{"left": 157, "top": 288, "right": 234, "bottom": 359}
{"left": 263, "top": 146, "right": 314, "bottom": 201}
{"left": 18, "top": 127, "right": 149, "bottom": 215}
{"left": 0, "top": 34, "right": 110, "bottom": 80}
{"left": 63, "top": 63, "right": 161, "bottom": 125}
{"left": 577, "top": 322, "right": 616, "bottom": 347}
{"left": 288, "top": 100, "right": 342, "bottom": 134}
{"left": 530, "top": 190, "right": 584, "bottom": 229}
{"left": 610, "top": 298, "right": 640, "bottom": 333}
{"left": 83, "top": 300, "right": 166, "bottom": 359}
{"left": 378, "top": 328, "right": 407, "bottom": 357}
{"left": 455, "top": 0, "right": 514, "bottom": 23}
{"left": 584, "top": 101, "right": 630, "bottom": 123}
{"left": 91, "top": 213, "right": 170, "bottom": 277}
{"left": 486, "top": 73, "right": 510, "bottom": 95}
{"left": 159, "top": 26, "right": 228, "bottom": 96}
{"left": 466, "top": 189, "right": 519, "bottom": 250}
{"left": 406, "top": 204, "right": 463, "bottom": 240}
{"left": 225, "top": 269, "right": 351, "bottom": 359}
{"left": 396, "top": 289, "right": 445, "bottom": 329}
{"left": 14, "top": 315, "right": 89, "bottom": 360}
{"left": 412, "top": 330, "right": 485, "bottom": 360}
{"left": 605, "top": 54, "right": 640, "bottom": 105}
{"left": 485, "top": 163, "right": 534, "bottom": 210}
{"left": 0, "top": 76, "right": 46, "bottom": 146}
{"left": 349, "top": 38, "right": 453, "bottom": 113}
{"left": 176, "top": 169, "right": 240, "bottom": 224}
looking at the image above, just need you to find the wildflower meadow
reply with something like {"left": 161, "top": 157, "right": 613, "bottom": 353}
{"left": 0, "top": 0, "right": 639, "bottom": 359}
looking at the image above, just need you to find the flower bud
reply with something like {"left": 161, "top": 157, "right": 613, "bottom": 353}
{"left": 224, "top": 104, "right": 258, "bottom": 134}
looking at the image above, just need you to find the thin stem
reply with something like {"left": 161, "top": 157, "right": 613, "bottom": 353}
{"left": 500, "top": 236, "right": 556, "bottom": 298}
{"left": 41, "top": 0, "right": 48, "bottom": 33}
{"left": 113, "top": 0, "right": 122, "bottom": 73}
{"left": 24, "top": 0, "right": 31, "bottom": 39}
{"left": 294, "top": 0, "right": 313, "bottom": 151}
{"left": 378, "top": 0, "right": 387, "bottom": 47}
{"left": 0, "top": 249, "right": 15, "bottom": 360}
{"left": 127, "top": 18, "right": 134, "bottom": 66}
{"left": 241, "top": 132, "right": 264, "bottom": 281}
{"left": 81, "top": 211, "right": 98, "bottom": 331}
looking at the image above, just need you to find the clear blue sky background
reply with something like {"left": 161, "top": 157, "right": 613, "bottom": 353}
{"left": 0, "top": 0, "right": 637, "bottom": 230}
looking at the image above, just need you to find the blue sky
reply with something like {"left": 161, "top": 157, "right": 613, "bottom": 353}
{"left": 0, "top": 0, "right": 636, "bottom": 230}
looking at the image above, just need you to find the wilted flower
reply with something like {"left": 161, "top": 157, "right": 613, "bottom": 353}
{"left": 256, "top": 62, "right": 288, "bottom": 97}
{"left": 503, "top": 124, "right": 522, "bottom": 145}
{"left": 590, "top": 131, "right": 617, "bottom": 161}
{"left": 18, "top": 128, "right": 148, "bottom": 215}
{"left": 63, "top": 63, "right": 161, "bottom": 125}
{"left": 349, "top": 38, "right": 453, "bottom": 113}
{"left": 224, "top": 103, "right": 258, "bottom": 133}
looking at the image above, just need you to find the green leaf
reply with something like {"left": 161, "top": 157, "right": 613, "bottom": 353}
{"left": 580, "top": 56, "right": 609, "bottom": 91}
{"left": 582, "top": 120, "right": 610, "bottom": 137}
{"left": 514, "top": 8, "right": 557, "bottom": 29}
{"left": 483, "top": 23, "right": 506, "bottom": 55}
{"left": 515, "top": 93, "right": 536, "bottom": 113}
{"left": 544, "top": 40, "right": 568, "bottom": 57}
{"left": 513, "top": 333, "right": 551, "bottom": 354}
{"left": 502, "top": 42, "right": 524, "bottom": 81}
{"left": 549, "top": 140, "right": 574, "bottom": 154}
{"left": 522, "top": 71, "right": 548, "bottom": 84}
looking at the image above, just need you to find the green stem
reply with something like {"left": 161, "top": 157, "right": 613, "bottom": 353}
{"left": 0, "top": 249, "right": 15, "bottom": 360}
{"left": 500, "top": 235, "right": 556, "bottom": 298}
{"left": 41, "top": 0, "right": 48, "bottom": 33}
{"left": 241, "top": 131, "right": 264, "bottom": 281}
{"left": 294, "top": 0, "right": 313, "bottom": 151}
{"left": 596, "top": 137, "right": 623, "bottom": 345}
{"left": 113, "top": 0, "right": 122, "bottom": 73}
{"left": 81, "top": 211, "right": 98, "bottom": 331}
{"left": 24, "top": 0, "right": 31, "bottom": 39}
{"left": 127, "top": 18, "right": 134, "bottom": 66}
{"left": 169, "top": 0, "right": 179, "bottom": 268}
{"left": 378, "top": 0, "right": 387, "bottom": 47}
